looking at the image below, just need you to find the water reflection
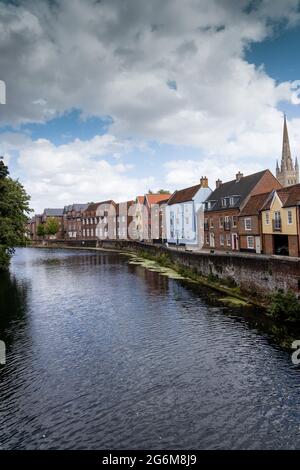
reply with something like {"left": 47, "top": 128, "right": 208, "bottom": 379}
{"left": 0, "top": 271, "right": 29, "bottom": 345}
{"left": 0, "top": 248, "right": 300, "bottom": 450}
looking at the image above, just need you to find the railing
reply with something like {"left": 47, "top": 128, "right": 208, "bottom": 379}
{"left": 272, "top": 219, "right": 282, "bottom": 232}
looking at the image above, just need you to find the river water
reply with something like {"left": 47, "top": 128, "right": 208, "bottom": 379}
{"left": 0, "top": 247, "right": 300, "bottom": 450}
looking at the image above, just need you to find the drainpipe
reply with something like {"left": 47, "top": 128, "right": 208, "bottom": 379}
{"left": 297, "top": 203, "right": 300, "bottom": 257}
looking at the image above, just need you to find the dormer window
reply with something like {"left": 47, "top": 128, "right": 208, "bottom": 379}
{"left": 205, "top": 200, "right": 216, "bottom": 210}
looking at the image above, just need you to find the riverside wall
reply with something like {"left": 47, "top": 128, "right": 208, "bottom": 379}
{"left": 40, "top": 239, "right": 300, "bottom": 296}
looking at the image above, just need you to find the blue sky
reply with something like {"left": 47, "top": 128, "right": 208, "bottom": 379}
{"left": 0, "top": 0, "right": 300, "bottom": 212}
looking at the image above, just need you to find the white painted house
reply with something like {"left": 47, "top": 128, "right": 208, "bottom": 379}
{"left": 166, "top": 177, "right": 212, "bottom": 249}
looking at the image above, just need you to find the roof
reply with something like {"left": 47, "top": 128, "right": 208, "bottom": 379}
{"left": 63, "top": 203, "right": 88, "bottom": 213}
{"left": 205, "top": 170, "right": 268, "bottom": 212}
{"left": 167, "top": 184, "right": 202, "bottom": 205}
{"left": 43, "top": 208, "right": 64, "bottom": 217}
{"left": 279, "top": 184, "right": 300, "bottom": 207}
{"left": 145, "top": 193, "right": 171, "bottom": 205}
{"left": 262, "top": 183, "right": 300, "bottom": 210}
{"left": 83, "top": 202, "right": 102, "bottom": 213}
{"left": 136, "top": 196, "right": 144, "bottom": 204}
{"left": 239, "top": 192, "right": 271, "bottom": 216}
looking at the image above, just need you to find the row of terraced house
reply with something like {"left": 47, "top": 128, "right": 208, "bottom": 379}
{"left": 27, "top": 117, "right": 300, "bottom": 257}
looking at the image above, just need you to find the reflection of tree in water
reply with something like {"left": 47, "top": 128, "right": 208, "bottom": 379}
{"left": 0, "top": 271, "right": 28, "bottom": 345}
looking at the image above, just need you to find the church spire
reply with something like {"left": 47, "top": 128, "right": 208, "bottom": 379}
{"left": 281, "top": 114, "right": 294, "bottom": 171}
{"left": 276, "top": 115, "right": 299, "bottom": 186}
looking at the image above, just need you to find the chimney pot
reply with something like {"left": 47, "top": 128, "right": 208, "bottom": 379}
{"left": 200, "top": 176, "right": 208, "bottom": 188}
{"left": 236, "top": 171, "right": 243, "bottom": 182}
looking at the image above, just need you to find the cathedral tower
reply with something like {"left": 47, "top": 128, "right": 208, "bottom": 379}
{"left": 276, "top": 115, "right": 299, "bottom": 187}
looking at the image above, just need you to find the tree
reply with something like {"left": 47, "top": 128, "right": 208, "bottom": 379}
{"left": 158, "top": 189, "right": 170, "bottom": 194}
{"left": 148, "top": 189, "right": 170, "bottom": 195}
{"left": 44, "top": 217, "right": 60, "bottom": 237}
{"left": 0, "top": 158, "right": 31, "bottom": 271}
{"left": 37, "top": 224, "right": 45, "bottom": 238}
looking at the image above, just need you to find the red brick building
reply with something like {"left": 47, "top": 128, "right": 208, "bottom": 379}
{"left": 63, "top": 203, "right": 88, "bottom": 240}
{"left": 41, "top": 208, "right": 64, "bottom": 240}
{"left": 95, "top": 200, "right": 116, "bottom": 240}
{"left": 203, "top": 170, "right": 281, "bottom": 251}
{"left": 26, "top": 214, "right": 43, "bottom": 241}
{"left": 82, "top": 202, "right": 102, "bottom": 241}
{"left": 115, "top": 200, "right": 135, "bottom": 240}
{"left": 238, "top": 192, "right": 272, "bottom": 253}
{"left": 143, "top": 193, "right": 171, "bottom": 242}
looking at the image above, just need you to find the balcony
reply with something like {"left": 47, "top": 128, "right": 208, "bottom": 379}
{"left": 272, "top": 219, "right": 282, "bottom": 232}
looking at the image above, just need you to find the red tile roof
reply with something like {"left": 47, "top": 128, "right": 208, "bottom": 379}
{"left": 167, "top": 184, "right": 202, "bottom": 205}
{"left": 279, "top": 184, "right": 300, "bottom": 207}
{"left": 145, "top": 194, "right": 171, "bottom": 205}
{"left": 261, "top": 184, "right": 300, "bottom": 210}
{"left": 240, "top": 192, "right": 271, "bottom": 216}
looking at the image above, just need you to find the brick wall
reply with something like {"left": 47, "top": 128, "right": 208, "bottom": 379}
{"left": 204, "top": 209, "right": 239, "bottom": 251}
{"left": 98, "top": 240, "right": 300, "bottom": 297}
{"left": 288, "top": 235, "right": 299, "bottom": 257}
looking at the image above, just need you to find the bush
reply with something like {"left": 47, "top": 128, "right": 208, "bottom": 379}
{"left": 268, "top": 289, "right": 300, "bottom": 321}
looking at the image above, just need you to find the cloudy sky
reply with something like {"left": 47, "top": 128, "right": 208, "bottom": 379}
{"left": 0, "top": 0, "right": 300, "bottom": 212}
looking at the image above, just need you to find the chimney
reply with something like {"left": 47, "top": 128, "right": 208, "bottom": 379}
{"left": 236, "top": 171, "right": 243, "bottom": 182}
{"left": 216, "top": 178, "right": 222, "bottom": 189}
{"left": 200, "top": 176, "right": 208, "bottom": 188}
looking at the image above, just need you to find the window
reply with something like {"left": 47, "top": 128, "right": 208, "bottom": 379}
{"left": 224, "top": 216, "right": 230, "bottom": 230}
{"left": 87, "top": 229, "right": 90, "bottom": 237}
{"left": 244, "top": 218, "right": 252, "bottom": 231}
{"left": 210, "top": 218, "right": 214, "bottom": 228}
{"left": 247, "top": 236, "right": 254, "bottom": 249}
{"left": 205, "top": 233, "right": 209, "bottom": 244}
{"left": 204, "top": 218, "right": 209, "bottom": 230}
{"left": 229, "top": 197, "right": 234, "bottom": 206}
{"left": 274, "top": 211, "right": 281, "bottom": 230}
{"left": 226, "top": 234, "right": 231, "bottom": 246}
{"left": 265, "top": 211, "right": 270, "bottom": 225}
{"left": 185, "top": 217, "right": 189, "bottom": 224}
{"left": 220, "top": 234, "right": 224, "bottom": 245}
{"left": 288, "top": 210, "right": 293, "bottom": 225}
{"left": 219, "top": 216, "right": 224, "bottom": 228}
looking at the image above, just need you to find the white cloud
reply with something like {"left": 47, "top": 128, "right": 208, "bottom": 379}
{"left": 13, "top": 135, "right": 153, "bottom": 212}
{"left": 1, "top": 0, "right": 300, "bottom": 201}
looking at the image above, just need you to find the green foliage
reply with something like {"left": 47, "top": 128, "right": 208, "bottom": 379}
{"left": 44, "top": 217, "right": 60, "bottom": 236}
{"left": 37, "top": 224, "right": 45, "bottom": 237}
{"left": 268, "top": 289, "right": 300, "bottom": 321}
{"left": 207, "top": 272, "right": 219, "bottom": 284}
{"left": 0, "top": 159, "right": 31, "bottom": 271}
{"left": 157, "top": 189, "right": 170, "bottom": 194}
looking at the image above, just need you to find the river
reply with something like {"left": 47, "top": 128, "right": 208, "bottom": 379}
{"left": 0, "top": 247, "right": 300, "bottom": 450}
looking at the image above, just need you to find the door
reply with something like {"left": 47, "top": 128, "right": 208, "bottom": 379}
{"left": 232, "top": 233, "right": 239, "bottom": 250}
{"left": 255, "top": 236, "right": 261, "bottom": 254}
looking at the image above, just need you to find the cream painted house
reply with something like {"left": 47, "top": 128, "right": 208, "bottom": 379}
{"left": 261, "top": 185, "right": 300, "bottom": 257}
